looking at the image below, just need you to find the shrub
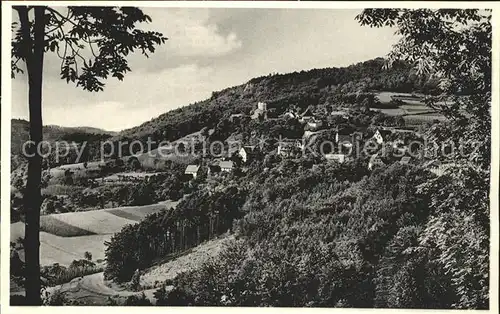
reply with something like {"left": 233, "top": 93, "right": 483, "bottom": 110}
{"left": 124, "top": 293, "right": 152, "bottom": 306}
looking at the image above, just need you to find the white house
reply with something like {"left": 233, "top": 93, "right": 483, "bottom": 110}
{"left": 239, "top": 146, "right": 258, "bottom": 163}
{"left": 219, "top": 160, "right": 234, "bottom": 172}
{"left": 284, "top": 110, "right": 298, "bottom": 119}
{"left": 325, "top": 153, "right": 347, "bottom": 163}
{"left": 330, "top": 110, "right": 349, "bottom": 117}
{"left": 251, "top": 102, "right": 268, "bottom": 120}
{"left": 307, "top": 120, "right": 323, "bottom": 130}
{"left": 229, "top": 113, "right": 245, "bottom": 122}
{"left": 184, "top": 165, "right": 200, "bottom": 178}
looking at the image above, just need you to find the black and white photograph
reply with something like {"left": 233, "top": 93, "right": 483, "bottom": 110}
{"left": 1, "top": 1, "right": 498, "bottom": 310}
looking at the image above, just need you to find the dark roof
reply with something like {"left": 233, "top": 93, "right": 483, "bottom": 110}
{"left": 337, "top": 134, "right": 354, "bottom": 143}
{"left": 369, "top": 153, "right": 385, "bottom": 164}
{"left": 301, "top": 107, "right": 314, "bottom": 117}
{"left": 377, "top": 129, "right": 392, "bottom": 137}
{"left": 242, "top": 145, "right": 258, "bottom": 151}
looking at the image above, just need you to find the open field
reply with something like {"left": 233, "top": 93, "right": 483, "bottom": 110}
{"left": 106, "top": 201, "right": 177, "bottom": 221}
{"left": 404, "top": 114, "right": 447, "bottom": 124}
{"left": 10, "top": 200, "right": 179, "bottom": 267}
{"left": 370, "top": 91, "right": 447, "bottom": 124}
{"left": 136, "top": 150, "right": 198, "bottom": 168}
{"left": 134, "top": 129, "right": 211, "bottom": 169}
{"left": 49, "top": 210, "right": 136, "bottom": 235}
{"left": 11, "top": 222, "right": 111, "bottom": 266}
{"left": 369, "top": 108, "right": 406, "bottom": 116}
{"left": 40, "top": 216, "right": 97, "bottom": 237}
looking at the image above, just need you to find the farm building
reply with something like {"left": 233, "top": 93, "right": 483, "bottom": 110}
{"left": 219, "top": 160, "right": 234, "bottom": 172}
{"left": 185, "top": 165, "right": 201, "bottom": 178}
{"left": 284, "top": 110, "right": 299, "bottom": 119}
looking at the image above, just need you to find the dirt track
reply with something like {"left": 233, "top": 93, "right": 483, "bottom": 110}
{"left": 45, "top": 235, "right": 234, "bottom": 305}
{"left": 46, "top": 272, "right": 158, "bottom": 305}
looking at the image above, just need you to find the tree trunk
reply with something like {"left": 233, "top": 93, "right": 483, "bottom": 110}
{"left": 19, "top": 6, "right": 46, "bottom": 305}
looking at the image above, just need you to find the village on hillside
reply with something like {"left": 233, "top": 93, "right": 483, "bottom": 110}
{"left": 7, "top": 5, "right": 492, "bottom": 310}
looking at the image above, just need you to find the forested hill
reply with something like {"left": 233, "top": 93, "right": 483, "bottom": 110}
{"left": 10, "top": 119, "right": 116, "bottom": 171}
{"left": 112, "top": 58, "right": 440, "bottom": 145}
{"left": 11, "top": 119, "right": 116, "bottom": 154}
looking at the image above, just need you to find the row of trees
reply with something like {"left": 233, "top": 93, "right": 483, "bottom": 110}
{"left": 104, "top": 185, "right": 247, "bottom": 282}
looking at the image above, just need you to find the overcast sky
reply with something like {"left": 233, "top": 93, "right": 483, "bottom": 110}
{"left": 12, "top": 8, "right": 398, "bottom": 132}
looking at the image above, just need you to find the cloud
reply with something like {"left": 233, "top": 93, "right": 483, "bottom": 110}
{"left": 134, "top": 8, "right": 242, "bottom": 66}
{"left": 167, "top": 18, "right": 242, "bottom": 58}
{"left": 11, "top": 8, "right": 399, "bottom": 132}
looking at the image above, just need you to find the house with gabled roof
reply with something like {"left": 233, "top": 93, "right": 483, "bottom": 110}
{"left": 426, "top": 160, "right": 457, "bottom": 176}
{"left": 306, "top": 119, "right": 324, "bottom": 130}
{"left": 185, "top": 164, "right": 201, "bottom": 179}
{"left": 330, "top": 110, "right": 349, "bottom": 117}
{"left": 239, "top": 145, "right": 258, "bottom": 163}
{"left": 372, "top": 129, "right": 392, "bottom": 145}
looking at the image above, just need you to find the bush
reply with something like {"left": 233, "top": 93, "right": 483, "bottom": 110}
{"left": 41, "top": 259, "right": 103, "bottom": 286}
{"left": 124, "top": 293, "right": 152, "bottom": 306}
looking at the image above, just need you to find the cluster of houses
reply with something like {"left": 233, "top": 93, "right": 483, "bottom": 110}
{"left": 184, "top": 160, "right": 235, "bottom": 179}
{"left": 214, "top": 101, "right": 431, "bottom": 173}
{"left": 184, "top": 145, "right": 260, "bottom": 179}
{"left": 277, "top": 124, "right": 422, "bottom": 170}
